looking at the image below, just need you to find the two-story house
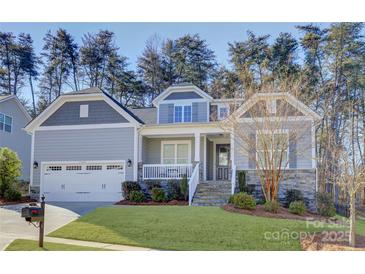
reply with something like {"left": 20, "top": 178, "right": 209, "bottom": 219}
{"left": 25, "top": 84, "right": 320, "bottom": 210}
{"left": 0, "top": 95, "right": 32, "bottom": 181}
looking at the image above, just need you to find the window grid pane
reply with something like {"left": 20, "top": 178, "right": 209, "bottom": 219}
{"left": 174, "top": 106, "right": 182, "bottom": 123}
{"left": 183, "top": 106, "right": 192, "bottom": 122}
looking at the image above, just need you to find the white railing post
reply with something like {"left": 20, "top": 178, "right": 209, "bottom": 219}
{"left": 188, "top": 163, "right": 200, "bottom": 206}
{"left": 142, "top": 164, "right": 193, "bottom": 180}
{"left": 231, "top": 165, "right": 236, "bottom": 194}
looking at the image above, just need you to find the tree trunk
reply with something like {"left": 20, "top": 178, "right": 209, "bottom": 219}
{"left": 349, "top": 194, "right": 356, "bottom": 247}
{"left": 29, "top": 75, "right": 36, "bottom": 115}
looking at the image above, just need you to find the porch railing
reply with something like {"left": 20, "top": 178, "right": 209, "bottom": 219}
{"left": 142, "top": 164, "right": 193, "bottom": 180}
{"left": 231, "top": 165, "right": 236, "bottom": 194}
{"left": 188, "top": 163, "right": 200, "bottom": 206}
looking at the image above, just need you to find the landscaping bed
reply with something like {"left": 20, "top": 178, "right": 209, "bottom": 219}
{"left": 0, "top": 196, "right": 36, "bottom": 206}
{"left": 301, "top": 232, "right": 365, "bottom": 251}
{"left": 223, "top": 204, "right": 325, "bottom": 221}
{"left": 116, "top": 199, "right": 188, "bottom": 206}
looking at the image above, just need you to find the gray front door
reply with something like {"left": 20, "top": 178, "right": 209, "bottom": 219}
{"left": 216, "top": 144, "right": 230, "bottom": 181}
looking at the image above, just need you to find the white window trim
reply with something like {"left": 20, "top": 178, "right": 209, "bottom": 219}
{"left": 267, "top": 99, "right": 277, "bottom": 114}
{"left": 217, "top": 105, "right": 230, "bottom": 120}
{"left": 173, "top": 103, "right": 192, "bottom": 123}
{"left": 161, "top": 140, "right": 192, "bottom": 164}
{"left": 0, "top": 112, "right": 13, "bottom": 133}
{"left": 255, "top": 129, "right": 289, "bottom": 169}
{"left": 80, "top": 104, "right": 89, "bottom": 118}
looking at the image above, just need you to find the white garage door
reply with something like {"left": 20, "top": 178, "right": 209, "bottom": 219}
{"left": 42, "top": 161, "right": 125, "bottom": 202}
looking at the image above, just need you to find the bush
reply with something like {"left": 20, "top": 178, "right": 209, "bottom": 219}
{"left": 167, "top": 181, "right": 182, "bottom": 200}
{"left": 145, "top": 181, "right": 161, "bottom": 190}
{"left": 289, "top": 201, "right": 306, "bottom": 215}
{"left": 232, "top": 192, "right": 256, "bottom": 210}
{"left": 122, "top": 181, "right": 141, "bottom": 200}
{"left": 151, "top": 187, "right": 166, "bottom": 202}
{"left": 4, "top": 187, "right": 21, "bottom": 201}
{"left": 237, "top": 171, "right": 249, "bottom": 193}
{"left": 0, "top": 147, "right": 22, "bottom": 197}
{"left": 129, "top": 190, "right": 145, "bottom": 203}
{"left": 180, "top": 175, "right": 188, "bottom": 201}
{"left": 317, "top": 192, "right": 336, "bottom": 217}
{"left": 284, "top": 189, "right": 304, "bottom": 208}
{"left": 264, "top": 200, "right": 280, "bottom": 213}
{"left": 228, "top": 194, "right": 235, "bottom": 204}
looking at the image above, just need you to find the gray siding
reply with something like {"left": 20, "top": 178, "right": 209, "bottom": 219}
{"left": 158, "top": 103, "right": 174, "bottom": 124}
{"left": 164, "top": 91, "right": 202, "bottom": 100}
{"left": 234, "top": 120, "right": 313, "bottom": 170}
{"left": 192, "top": 102, "right": 208, "bottom": 122}
{"left": 32, "top": 127, "right": 135, "bottom": 186}
{"left": 41, "top": 100, "right": 128, "bottom": 126}
{"left": 0, "top": 99, "right": 31, "bottom": 181}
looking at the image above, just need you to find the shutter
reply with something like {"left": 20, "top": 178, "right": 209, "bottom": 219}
{"left": 192, "top": 102, "right": 198, "bottom": 122}
{"left": 289, "top": 133, "right": 297, "bottom": 168}
{"left": 210, "top": 105, "right": 217, "bottom": 121}
{"left": 248, "top": 133, "right": 256, "bottom": 169}
{"left": 167, "top": 104, "right": 174, "bottom": 123}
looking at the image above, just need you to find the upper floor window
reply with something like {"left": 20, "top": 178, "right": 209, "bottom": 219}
{"left": 174, "top": 105, "right": 192, "bottom": 123}
{"left": 218, "top": 106, "right": 229, "bottom": 120}
{"left": 80, "top": 104, "right": 89, "bottom": 118}
{"left": 0, "top": 113, "right": 12, "bottom": 133}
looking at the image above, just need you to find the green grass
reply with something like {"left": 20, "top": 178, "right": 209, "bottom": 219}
{"left": 356, "top": 218, "right": 365, "bottom": 236}
{"left": 5, "top": 239, "right": 109, "bottom": 251}
{"left": 49, "top": 206, "right": 330, "bottom": 251}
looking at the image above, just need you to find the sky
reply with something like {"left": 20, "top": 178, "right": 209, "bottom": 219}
{"left": 0, "top": 22, "right": 331, "bottom": 101}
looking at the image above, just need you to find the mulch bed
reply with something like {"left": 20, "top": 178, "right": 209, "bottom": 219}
{"left": 0, "top": 196, "right": 37, "bottom": 206}
{"left": 223, "top": 204, "right": 326, "bottom": 221}
{"left": 301, "top": 232, "right": 365, "bottom": 251}
{"left": 115, "top": 199, "right": 188, "bottom": 206}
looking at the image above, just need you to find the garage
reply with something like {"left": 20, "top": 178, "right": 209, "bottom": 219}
{"left": 41, "top": 161, "right": 125, "bottom": 202}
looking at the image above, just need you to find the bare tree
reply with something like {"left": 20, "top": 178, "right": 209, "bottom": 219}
{"left": 221, "top": 81, "right": 317, "bottom": 202}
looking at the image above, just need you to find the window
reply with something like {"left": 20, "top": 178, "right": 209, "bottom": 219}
{"left": 47, "top": 166, "right": 62, "bottom": 171}
{"left": 174, "top": 105, "right": 192, "bottom": 123}
{"left": 80, "top": 104, "right": 89, "bottom": 118}
{"left": 86, "top": 165, "right": 102, "bottom": 171}
{"left": 267, "top": 100, "right": 276, "bottom": 114}
{"left": 256, "top": 131, "right": 289, "bottom": 169}
{"left": 161, "top": 141, "right": 191, "bottom": 164}
{"left": 0, "top": 112, "right": 12, "bottom": 133}
{"left": 66, "top": 165, "right": 82, "bottom": 171}
{"left": 218, "top": 106, "right": 229, "bottom": 120}
{"left": 107, "top": 165, "right": 123, "bottom": 170}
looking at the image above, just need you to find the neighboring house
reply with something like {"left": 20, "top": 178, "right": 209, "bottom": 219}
{"left": 0, "top": 95, "right": 32, "bottom": 181}
{"left": 25, "top": 84, "right": 320, "bottom": 211}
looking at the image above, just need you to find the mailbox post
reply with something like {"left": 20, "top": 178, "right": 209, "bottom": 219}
{"left": 39, "top": 195, "right": 45, "bottom": 247}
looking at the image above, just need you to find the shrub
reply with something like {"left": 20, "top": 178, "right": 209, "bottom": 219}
{"left": 4, "top": 187, "right": 21, "bottom": 201}
{"left": 317, "top": 192, "right": 336, "bottom": 217}
{"left": 180, "top": 175, "right": 188, "bottom": 201}
{"left": 264, "top": 200, "right": 280, "bottom": 213}
{"left": 122, "top": 181, "right": 141, "bottom": 200}
{"left": 232, "top": 192, "right": 256, "bottom": 210}
{"left": 167, "top": 181, "right": 181, "bottom": 200}
{"left": 145, "top": 181, "right": 161, "bottom": 190}
{"left": 151, "top": 187, "right": 166, "bottom": 202}
{"left": 0, "top": 147, "right": 22, "bottom": 197}
{"left": 228, "top": 194, "right": 235, "bottom": 204}
{"left": 237, "top": 171, "right": 249, "bottom": 193}
{"left": 289, "top": 201, "right": 306, "bottom": 215}
{"left": 284, "top": 189, "right": 304, "bottom": 207}
{"left": 129, "top": 190, "right": 145, "bottom": 203}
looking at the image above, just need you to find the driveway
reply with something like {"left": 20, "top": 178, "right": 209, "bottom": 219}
{"left": 0, "top": 202, "right": 112, "bottom": 250}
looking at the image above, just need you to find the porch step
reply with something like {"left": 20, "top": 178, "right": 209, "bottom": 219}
{"left": 192, "top": 181, "right": 231, "bottom": 206}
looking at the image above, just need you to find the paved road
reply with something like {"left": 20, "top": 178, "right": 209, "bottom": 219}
{"left": 0, "top": 203, "right": 79, "bottom": 250}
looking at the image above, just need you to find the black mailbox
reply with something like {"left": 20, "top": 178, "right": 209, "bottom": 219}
{"left": 21, "top": 205, "right": 44, "bottom": 223}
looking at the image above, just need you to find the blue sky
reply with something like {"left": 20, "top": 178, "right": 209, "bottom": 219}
{"left": 0, "top": 22, "right": 330, "bottom": 101}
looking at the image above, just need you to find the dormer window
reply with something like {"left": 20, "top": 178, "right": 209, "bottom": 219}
{"left": 174, "top": 104, "right": 192, "bottom": 123}
{"left": 267, "top": 99, "right": 276, "bottom": 114}
{"left": 80, "top": 104, "right": 89, "bottom": 118}
{"left": 218, "top": 106, "right": 229, "bottom": 120}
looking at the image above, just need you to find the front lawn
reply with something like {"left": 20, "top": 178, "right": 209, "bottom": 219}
{"left": 49, "top": 206, "right": 330, "bottom": 250}
{"left": 5, "top": 239, "right": 108, "bottom": 251}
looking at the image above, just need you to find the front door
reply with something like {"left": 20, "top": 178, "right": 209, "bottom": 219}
{"left": 216, "top": 144, "right": 230, "bottom": 181}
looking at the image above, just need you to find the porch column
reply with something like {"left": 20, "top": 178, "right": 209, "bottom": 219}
{"left": 194, "top": 132, "right": 201, "bottom": 163}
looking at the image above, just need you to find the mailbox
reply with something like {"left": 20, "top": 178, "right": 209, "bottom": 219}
{"left": 21, "top": 205, "right": 44, "bottom": 223}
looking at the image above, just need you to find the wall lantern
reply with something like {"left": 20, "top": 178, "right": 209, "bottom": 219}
{"left": 33, "top": 161, "right": 39, "bottom": 169}
{"left": 127, "top": 159, "right": 132, "bottom": 167}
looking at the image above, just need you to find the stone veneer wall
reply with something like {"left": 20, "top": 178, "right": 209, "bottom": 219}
{"left": 240, "top": 169, "right": 317, "bottom": 212}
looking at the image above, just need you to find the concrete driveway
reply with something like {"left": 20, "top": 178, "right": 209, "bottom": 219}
{"left": 0, "top": 202, "right": 110, "bottom": 250}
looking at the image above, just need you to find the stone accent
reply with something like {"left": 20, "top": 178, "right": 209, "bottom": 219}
{"left": 29, "top": 186, "right": 40, "bottom": 200}
{"left": 243, "top": 169, "right": 317, "bottom": 212}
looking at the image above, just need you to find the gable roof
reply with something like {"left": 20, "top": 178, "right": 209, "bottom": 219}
{"left": 152, "top": 83, "right": 213, "bottom": 107}
{"left": 25, "top": 87, "right": 143, "bottom": 133}
{"left": 0, "top": 94, "right": 32, "bottom": 121}
{"left": 234, "top": 92, "right": 321, "bottom": 121}
{"left": 129, "top": 107, "right": 157, "bottom": 125}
